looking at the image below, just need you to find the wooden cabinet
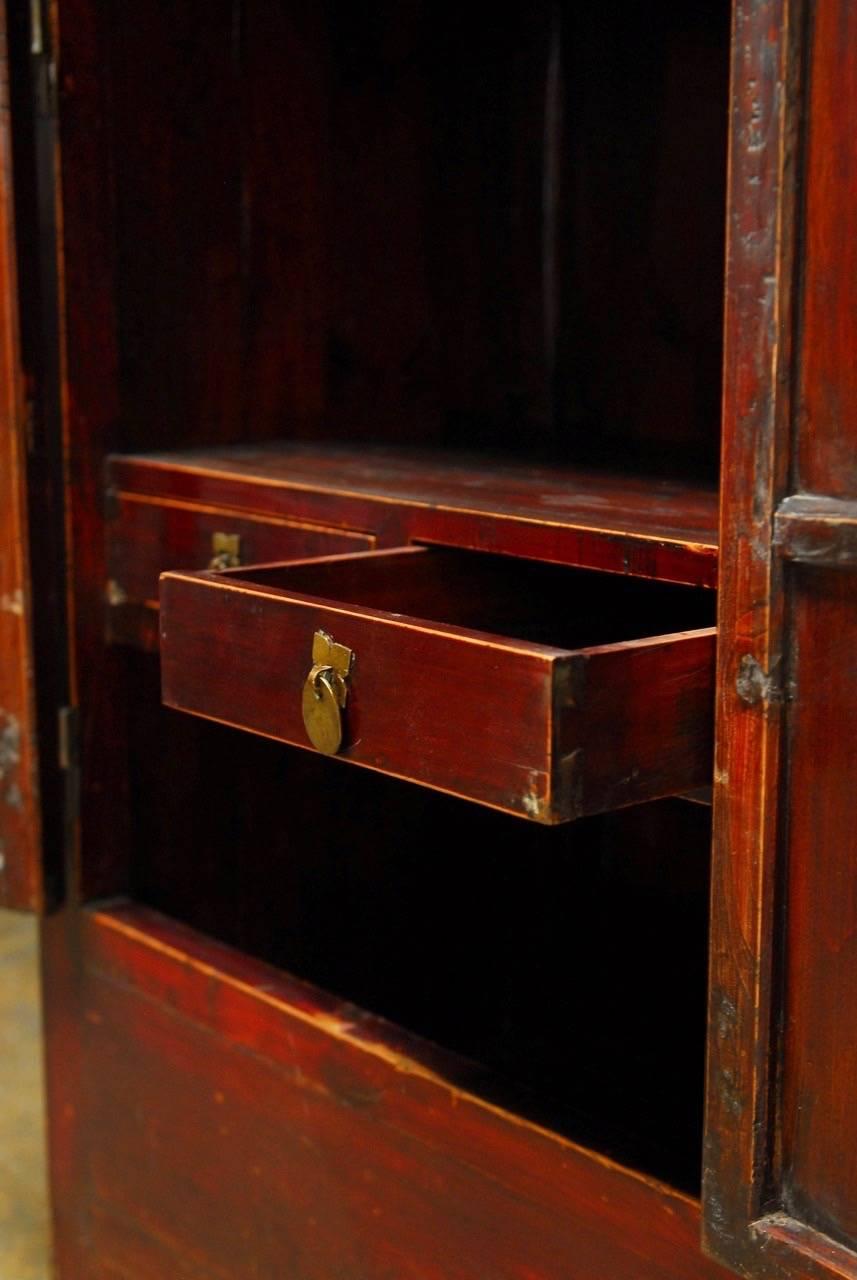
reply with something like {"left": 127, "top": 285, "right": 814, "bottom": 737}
{"left": 1, "top": 1, "right": 855, "bottom": 1276}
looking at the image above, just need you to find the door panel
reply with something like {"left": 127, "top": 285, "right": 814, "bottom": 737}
{"left": 703, "top": 0, "right": 857, "bottom": 1275}
{"left": 782, "top": 569, "right": 857, "bottom": 1250}
{"left": 0, "top": 2, "right": 43, "bottom": 911}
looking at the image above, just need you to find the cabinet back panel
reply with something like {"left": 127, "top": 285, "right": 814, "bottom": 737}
{"left": 106, "top": 0, "right": 729, "bottom": 477}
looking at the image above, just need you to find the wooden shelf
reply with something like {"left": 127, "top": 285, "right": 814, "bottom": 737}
{"left": 108, "top": 443, "right": 719, "bottom": 632}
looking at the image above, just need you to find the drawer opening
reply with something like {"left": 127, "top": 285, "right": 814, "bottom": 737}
{"left": 226, "top": 546, "right": 717, "bottom": 648}
{"left": 128, "top": 646, "right": 712, "bottom": 1195}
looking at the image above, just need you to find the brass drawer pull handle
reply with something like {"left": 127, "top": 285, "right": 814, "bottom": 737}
{"left": 208, "top": 531, "right": 242, "bottom": 570}
{"left": 301, "top": 630, "right": 354, "bottom": 755}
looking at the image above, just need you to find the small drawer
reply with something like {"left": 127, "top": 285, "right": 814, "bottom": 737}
{"left": 107, "top": 489, "right": 375, "bottom": 607}
{"left": 160, "top": 547, "right": 715, "bottom": 823}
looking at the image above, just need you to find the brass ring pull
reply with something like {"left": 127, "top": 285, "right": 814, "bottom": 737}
{"left": 301, "top": 631, "right": 354, "bottom": 755}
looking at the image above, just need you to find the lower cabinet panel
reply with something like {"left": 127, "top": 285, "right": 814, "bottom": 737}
{"left": 76, "top": 903, "right": 731, "bottom": 1280}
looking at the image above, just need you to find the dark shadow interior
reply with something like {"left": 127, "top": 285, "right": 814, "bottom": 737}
{"left": 234, "top": 548, "right": 717, "bottom": 648}
{"left": 127, "top": 648, "right": 711, "bottom": 1194}
{"left": 80, "top": 0, "right": 729, "bottom": 1200}
{"left": 107, "top": 0, "right": 730, "bottom": 480}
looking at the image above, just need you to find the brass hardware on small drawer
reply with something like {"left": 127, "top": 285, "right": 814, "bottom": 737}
{"left": 209, "top": 532, "right": 242, "bottom": 570}
{"left": 301, "top": 630, "right": 355, "bottom": 755}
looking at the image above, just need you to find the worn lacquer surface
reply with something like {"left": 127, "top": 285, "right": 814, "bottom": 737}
{"left": 0, "top": 4, "right": 41, "bottom": 912}
{"left": 704, "top": 0, "right": 857, "bottom": 1276}
{"left": 109, "top": 443, "right": 720, "bottom": 606}
{"left": 160, "top": 548, "right": 715, "bottom": 823}
{"left": 73, "top": 901, "right": 735, "bottom": 1280}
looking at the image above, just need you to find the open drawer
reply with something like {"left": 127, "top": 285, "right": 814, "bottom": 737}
{"left": 160, "top": 547, "right": 715, "bottom": 823}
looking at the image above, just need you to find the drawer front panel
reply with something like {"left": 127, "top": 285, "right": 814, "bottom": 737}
{"left": 160, "top": 563, "right": 571, "bottom": 822}
{"left": 108, "top": 491, "right": 375, "bottom": 606}
{"left": 78, "top": 903, "right": 732, "bottom": 1280}
{"left": 161, "top": 549, "right": 715, "bottom": 822}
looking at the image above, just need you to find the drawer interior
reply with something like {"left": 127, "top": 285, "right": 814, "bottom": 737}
{"left": 223, "top": 546, "right": 717, "bottom": 646}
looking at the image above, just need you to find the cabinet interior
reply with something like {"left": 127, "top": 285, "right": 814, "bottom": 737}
{"left": 44, "top": 0, "right": 730, "bottom": 1202}
{"left": 107, "top": 0, "right": 730, "bottom": 480}
{"left": 127, "top": 654, "right": 713, "bottom": 1194}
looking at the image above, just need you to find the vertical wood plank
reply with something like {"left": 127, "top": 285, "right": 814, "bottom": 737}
{"left": 705, "top": 1, "right": 857, "bottom": 1276}
{"left": 703, "top": 0, "right": 801, "bottom": 1265}
{"left": 0, "top": 1, "right": 43, "bottom": 912}
{"left": 782, "top": 570, "right": 857, "bottom": 1249}
{"left": 796, "top": 1, "right": 857, "bottom": 497}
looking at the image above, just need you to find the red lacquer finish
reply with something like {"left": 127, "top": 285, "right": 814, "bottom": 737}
{"left": 108, "top": 443, "right": 720, "bottom": 605}
{"left": 0, "top": 2, "right": 42, "bottom": 910}
{"left": 108, "top": 488, "right": 375, "bottom": 609}
{"left": 4, "top": 0, "right": 853, "bottom": 1276}
{"left": 76, "top": 901, "right": 733, "bottom": 1280}
{"left": 796, "top": 0, "right": 857, "bottom": 499}
{"left": 160, "top": 547, "right": 715, "bottom": 823}
{"left": 703, "top": 0, "right": 857, "bottom": 1276}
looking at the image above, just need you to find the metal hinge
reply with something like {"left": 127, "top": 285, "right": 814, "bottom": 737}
{"left": 30, "top": 0, "right": 44, "bottom": 55}
{"left": 735, "top": 655, "right": 795, "bottom": 707}
{"left": 30, "top": 0, "right": 57, "bottom": 118}
{"left": 58, "top": 705, "right": 78, "bottom": 772}
{"left": 58, "top": 705, "right": 80, "bottom": 830}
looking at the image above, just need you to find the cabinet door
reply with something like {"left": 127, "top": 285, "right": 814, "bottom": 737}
{"left": 704, "top": 1, "right": 857, "bottom": 1275}
{"left": 0, "top": 2, "right": 64, "bottom": 912}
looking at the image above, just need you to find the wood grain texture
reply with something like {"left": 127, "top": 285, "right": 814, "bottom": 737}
{"left": 54, "top": 0, "right": 130, "bottom": 911}
{"left": 9, "top": 0, "right": 740, "bottom": 1273}
{"left": 0, "top": 3, "right": 41, "bottom": 912}
{"left": 108, "top": 442, "right": 720, "bottom": 600}
{"left": 107, "top": 490, "right": 374, "bottom": 610}
{"left": 74, "top": 900, "right": 734, "bottom": 1280}
{"left": 702, "top": 0, "right": 801, "bottom": 1269}
{"left": 781, "top": 570, "right": 857, "bottom": 1248}
{"left": 796, "top": 0, "right": 857, "bottom": 498}
{"left": 705, "top": 1, "right": 857, "bottom": 1277}
{"left": 161, "top": 547, "right": 715, "bottom": 823}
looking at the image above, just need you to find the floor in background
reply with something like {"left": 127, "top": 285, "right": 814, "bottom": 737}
{"left": 0, "top": 909, "right": 51, "bottom": 1279}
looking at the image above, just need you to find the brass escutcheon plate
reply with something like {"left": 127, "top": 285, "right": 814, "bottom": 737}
{"left": 301, "top": 630, "right": 354, "bottom": 755}
{"left": 208, "top": 531, "right": 242, "bottom": 570}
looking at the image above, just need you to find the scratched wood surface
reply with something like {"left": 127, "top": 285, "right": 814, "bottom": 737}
{"left": 28, "top": 0, "right": 734, "bottom": 1275}
{"left": 782, "top": 570, "right": 857, "bottom": 1249}
{"left": 161, "top": 547, "right": 715, "bottom": 822}
{"left": 704, "top": 0, "right": 857, "bottom": 1276}
{"left": 68, "top": 901, "right": 734, "bottom": 1280}
{"left": 796, "top": 0, "right": 857, "bottom": 500}
{"left": 702, "top": 0, "right": 799, "bottom": 1269}
{"left": 109, "top": 444, "right": 720, "bottom": 605}
{"left": 108, "top": 488, "right": 375, "bottom": 609}
{"left": 0, "top": 3, "right": 41, "bottom": 912}
{"left": 774, "top": 0, "right": 857, "bottom": 1263}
